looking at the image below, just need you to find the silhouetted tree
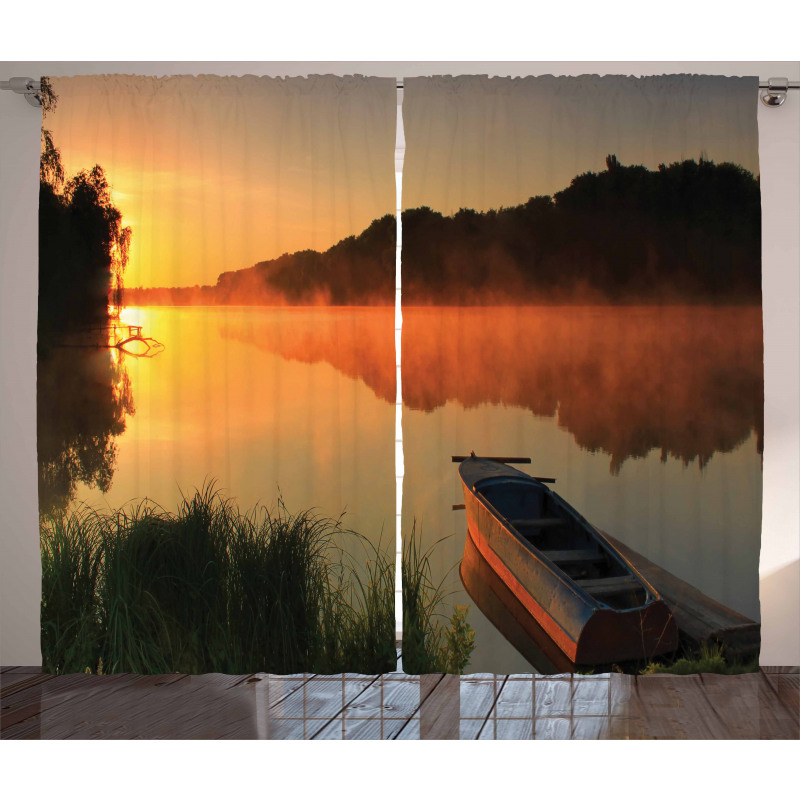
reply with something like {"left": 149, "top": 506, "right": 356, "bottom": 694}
{"left": 216, "top": 213, "right": 396, "bottom": 305}
{"left": 398, "top": 156, "right": 760, "bottom": 304}
{"left": 39, "top": 80, "right": 131, "bottom": 347}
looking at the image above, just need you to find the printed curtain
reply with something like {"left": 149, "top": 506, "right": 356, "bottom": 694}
{"left": 37, "top": 74, "right": 399, "bottom": 675}
{"left": 400, "top": 75, "right": 763, "bottom": 674}
{"left": 38, "top": 72, "right": 764, "bottom": 680}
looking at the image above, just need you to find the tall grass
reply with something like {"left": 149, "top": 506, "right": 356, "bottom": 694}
{"left": 40, "top": 509, "right": 104, "bottom": 673}
{"left": 41, "top": 485, "right": 398, "bottom": 675}
{"left": 401, "top": 522, "right": 476, "bottom": 674}
{"left": 41, "top": 486, "right": 476, "bottom": 676}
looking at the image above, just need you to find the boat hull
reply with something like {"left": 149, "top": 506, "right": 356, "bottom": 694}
{"left": 460, "top": 459, "right": 678, "bottom": 666}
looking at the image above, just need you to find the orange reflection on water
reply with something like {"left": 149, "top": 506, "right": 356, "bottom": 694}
{"left": 402, "top": 305, "right": 763, "bottom": 473}
{"left": 77, "top": 307, "right": 396, "bottom": 548}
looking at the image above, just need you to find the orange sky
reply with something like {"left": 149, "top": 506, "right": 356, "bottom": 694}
{"left": 46, "top": 75, "right": 397, "bottom": 289}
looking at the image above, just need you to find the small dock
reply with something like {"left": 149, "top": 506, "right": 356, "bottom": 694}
{"left": 597, "top": 530, "right": 761, "bottom": 662}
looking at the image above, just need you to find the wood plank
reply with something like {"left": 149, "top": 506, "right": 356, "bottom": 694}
{"left": 603, "top": 673, "right": 635, "bottom": 739}
{"left": 0, "top": 672, "right": 54, "bottom": 698}
{"left": 458, "top": 674, "right": 502, "bottom": 719}
{"left": 533, "top": 717, "right": 572, "bottom": 740}
{"left": 598, "top": 530, "right": 760, "bottom": 660}
{"left": 65, "top": 674, "right": 252, "bottom": 740}
{"left": 487, "top": 679, "right": 535, "bottom": 739}
{"left": 314, "top": 713, "right": 408, "bottom": 740}
{"left": 512, "top": 517, "right": 564, "bottom": 530}
{"left": 2, "top": 673, "right": 189, "bottom": 739}
{"left": 571, "top": 675, "right": 611, "bottom": 716}
{"left": 458, "top": 718, "right": 485, "bottom": 739}
{"left": 494, "top": 678, "right": 533, "bottom": 718}
{"left": 631, "top": 675, "right": 731, "bottom": 739}
{"left": 761, "top": 671, "right": 799, "bottom": 714}
{"left": 759, "top": 671, "right": 800, "bottom": 738}
{"left": 622, "top": 675, "right": 686, "bottom": 739}
{"left": 542, "top": 549, "right": 604, "bottom": 564}
{"left": 420, "top": 674, "right": 461, "bottom": 739}
{"left": 571, "top": 716, "right": 611, "bottom": 739}
{"left": 393, "top": 718, "right": 420, "bottom": 739}
{"left": 269, "top": 676, "right": 370, "bottom": 739}
{"left": 490, "top": 718, "right": 535, "bottom": 739}
{"left": 0, "top": 666, "right": 42, "bottom": 674}
{"left": 576, "top": 576, "right": 641, "bottom": 595}
{"left": 694, "top": 672, "right": 762, "bottom": 739}
{"left": 343, "top": 675, "right": 421, "bottom": 719}
{"left": 2, "top": 673, "right": 101, "bottom": 735}
{"left": 307, "top": 677, "right": 381, "bottom": 740}
{"left": 534, "top": 677, "right": 573, "bottom": 717}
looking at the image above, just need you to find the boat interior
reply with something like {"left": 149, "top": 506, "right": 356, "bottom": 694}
{"left": 477, "top": 477, "right": 648, "bottom": 610}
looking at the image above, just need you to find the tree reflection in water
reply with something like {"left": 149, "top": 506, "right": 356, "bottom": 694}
{"left": 37, "top": 346, "right": 135, "bottom": 515}
{"left": 219, "top": 305, "right": 763, "bottom": 474}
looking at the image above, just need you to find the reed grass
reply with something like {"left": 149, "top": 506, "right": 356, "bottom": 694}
{"left": 401, "top": 522, "right": 476, "bottom": 674}
{"left": 40, "top": 508, "right": 104, "bottom": 674}
{"left": 41, "top": 484, "right": 400, "bottom": 675}
{"left": 41, "top": 485, "right": 473, "bottom": 676}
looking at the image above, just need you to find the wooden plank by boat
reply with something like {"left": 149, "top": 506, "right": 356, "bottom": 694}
{"left": 596, "top": 531, "right": 760, "bottom": 661}
{"left": 458, "top": 455, "right": 679, "bottom": 667}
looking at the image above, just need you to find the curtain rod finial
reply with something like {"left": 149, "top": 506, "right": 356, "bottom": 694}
{"left": 0, "top": 77, "right": 42, "bottom": 107}
{"left": 761, "top": 77, "right": 788, "bottom": 107}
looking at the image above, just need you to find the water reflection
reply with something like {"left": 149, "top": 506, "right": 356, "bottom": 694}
{"left": 402, "top": 306, "right": 763, "bottom": 472}
{"left": 37, "top": 346, "right": 135, "bottom": 515}
{"left": 218, "top": 306, "right": 396, "bottom": 404}
{"left": 69, "top": 307, "right": 395, "bottom": 550}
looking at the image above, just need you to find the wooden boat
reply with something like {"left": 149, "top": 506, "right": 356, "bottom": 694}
{"left": 459, "top": 456, "right": 679, "bottom": 666}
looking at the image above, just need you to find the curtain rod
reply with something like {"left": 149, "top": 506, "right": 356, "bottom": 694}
{"left": 397, "top": 79, "right": 799, "bottom": 106}
{"left": 3, "top": 77, "right": 798, "bottom": 108}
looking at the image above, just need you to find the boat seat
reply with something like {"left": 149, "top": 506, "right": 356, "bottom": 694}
{"left": 542, "top": 549, "right": 604, "bottom": 564}
{"left": 510, "top": 517, "right": 565, "bottom": 530}
{"left": 576, "top": 575, "right": 641, "bottom": 595}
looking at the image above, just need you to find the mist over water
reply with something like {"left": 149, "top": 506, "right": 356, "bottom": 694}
{"left": 402, "top": 306, "right": 763, "bottom": 473}
{"left": 401, "top": 305, "right": 763, "bottom": 672}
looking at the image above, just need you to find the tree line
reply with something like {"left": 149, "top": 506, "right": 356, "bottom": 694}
{"left": 401, "top": 155, "right": 761, "bottom": 304}
{"left": 151, "top": 154, "right": 760, "bottom": 307}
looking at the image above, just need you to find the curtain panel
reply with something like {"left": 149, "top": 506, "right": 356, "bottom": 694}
{"left": 400, "top": 75, "right": 762, "bottom": 674}
{"left": 37, "top": 74, "right": 398, "bottom": 675}
{"left": 37, "top": 71, "right": 763, "bottom": 680}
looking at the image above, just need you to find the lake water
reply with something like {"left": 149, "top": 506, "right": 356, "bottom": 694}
{"left": 39, "top": 306, "right": 396, "bottom": 562}
{"left": 38, "top": 304, "right": 763, "bottom": 674}
{"left": 401, "top": 306, "right": 763, "bottom": 673}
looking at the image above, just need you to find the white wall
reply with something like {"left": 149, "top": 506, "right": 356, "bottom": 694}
{"left": 1, "top": 61, "right": 798, "bottom": 666}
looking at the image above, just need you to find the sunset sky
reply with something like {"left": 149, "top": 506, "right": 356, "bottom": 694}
{"left": 402, "top": 74, "right": 760, "bottom": 214}
{"left": 46, "top": 74, "right": 397, "bottom": 289}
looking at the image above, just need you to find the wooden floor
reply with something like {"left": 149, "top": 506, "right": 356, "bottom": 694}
{"left": 2, "top": 664, "right": 797, "bottom": 739}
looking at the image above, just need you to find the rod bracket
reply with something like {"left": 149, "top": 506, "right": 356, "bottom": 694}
{"left": 761, "top": 77, "right": 788, "bottom": 107}
{"left": 0, "top": 77, "right": 42, "bottom": 107}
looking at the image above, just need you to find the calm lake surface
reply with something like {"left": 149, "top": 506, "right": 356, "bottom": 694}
{"left": 39, "top": 304, "right": 763, "bottom": 674}
{"left": 43, "top": 306, "right": 396, "bottom": 561}
{"left": 401, "top": 306, "right": 763, "bottom": 673}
